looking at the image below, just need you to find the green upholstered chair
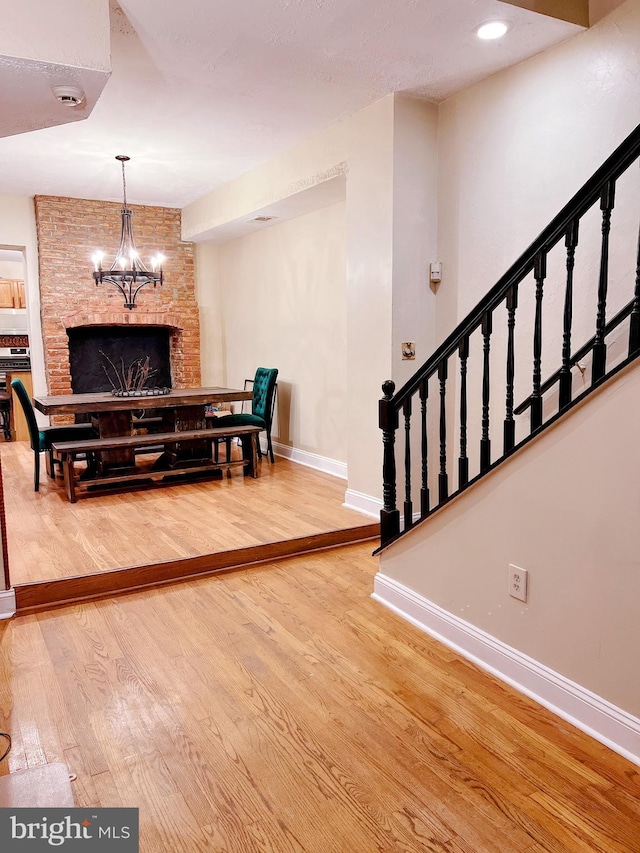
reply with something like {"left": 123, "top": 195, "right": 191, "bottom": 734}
{"left": 218, "top": 367, "right": 278, "bottom": 463}
{"left": 11, "top": 378, "right": 97, "bottom": 492}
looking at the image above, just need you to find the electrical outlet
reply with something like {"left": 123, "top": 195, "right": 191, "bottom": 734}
{"left": 509, "top": 564, "right": 528, "bottom": 602}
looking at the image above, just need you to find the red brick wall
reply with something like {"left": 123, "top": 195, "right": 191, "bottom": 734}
{"left": 34, "top": 195, "right": 200, "bottom": 396}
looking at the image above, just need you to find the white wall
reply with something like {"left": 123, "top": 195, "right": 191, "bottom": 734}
{"left": 0, "top": 197, "right": 42, "bottom": 592}
{"left": 195, "top": 243, "right": 225, "bottom": 387}
{"left": 378, "top": 361, "right": 640, "bottom": 721}
{"left": 376, "top": 0, "right": 640, "bottom": 758}
{"left": 214, "top": 202, "right": 348, "bottom": 464}
{"left": 344, "top": 97, "right": 395, "bottom": 498}
{"left": 391, "top": 98, "right": 439, "bottom": 385}
{"left": 191, "top": 94, "right": 440, "bottom": 504}
{"left": 0, "top": 195, "right": 46, "bottom": 398}
{"left": 430, "top": 0, "right": 640, "bottom": 487}
{"left": 191, "top": 0, "right": 640, "bottom": 514}
{"left": 0, "top": 260, "right": 23, "bottom": 278}
{"left": 437, "top": 0, "right": 640, "bottom": 343}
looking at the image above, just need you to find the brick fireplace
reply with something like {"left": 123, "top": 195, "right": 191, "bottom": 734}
{"left": 35, "top": 195, "right": 200, "bottom": 399}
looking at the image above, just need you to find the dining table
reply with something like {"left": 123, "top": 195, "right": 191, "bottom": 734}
{"left": 33, "top": 385, "right": 253, "bottom": 473}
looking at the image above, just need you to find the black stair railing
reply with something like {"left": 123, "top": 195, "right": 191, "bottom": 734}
{"left": 378, "top": 123, "right": 640, "bottom": 550}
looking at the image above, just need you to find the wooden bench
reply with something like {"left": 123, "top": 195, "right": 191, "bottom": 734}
{"left": 52, "top": 424, "right": 261, "bottom": 502}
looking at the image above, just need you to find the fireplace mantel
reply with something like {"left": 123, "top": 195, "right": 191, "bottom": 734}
{"left": 62, "top": 311, "right": 185, "bottom": 331}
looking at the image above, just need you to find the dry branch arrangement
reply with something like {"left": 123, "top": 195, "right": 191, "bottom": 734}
{"left": 100, "top": 351, "right": 169, "bottom": 396}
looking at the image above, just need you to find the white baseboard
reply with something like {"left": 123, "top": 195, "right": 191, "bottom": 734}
{"left": 271, "top": 444, "right": 380, "bottom": 521}
{"left": 373, "top": 572, "right": 640, "bottom": 767}
{"left": 272, "top": 441, "right": 347, "bottom": 479}
{"left": 0, "top": 588, "right": 16, "bottom": 620}
{"left": 343, "top": 489, "right": 381, "bottom": 518}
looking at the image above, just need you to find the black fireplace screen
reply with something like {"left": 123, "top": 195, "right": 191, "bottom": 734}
{"left": 68, "top": 326, "right": 172, "bottom": 394}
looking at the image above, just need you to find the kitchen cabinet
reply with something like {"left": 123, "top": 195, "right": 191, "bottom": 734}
{"left": 0, "top": 279, "right": 25, "bottom": 308}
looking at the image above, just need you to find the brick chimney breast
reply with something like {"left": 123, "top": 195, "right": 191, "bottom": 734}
{"left": 35, "top": 195, "right": 200, "bottom": 397}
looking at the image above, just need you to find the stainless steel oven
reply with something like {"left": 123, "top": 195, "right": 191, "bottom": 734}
{"left": 0, "top": 347, "right": 30, "bottom": 390}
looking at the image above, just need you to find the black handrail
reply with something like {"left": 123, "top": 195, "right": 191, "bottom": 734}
{"left": 378, "top": 122, "right": 640, "bottom": 550}
{"left": 383, "top": 123, "right": 640, "bottom": 413}
{"left": 514, "top": 298, "right": 634, "bottom": 415}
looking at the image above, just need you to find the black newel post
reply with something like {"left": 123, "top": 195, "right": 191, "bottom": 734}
{"left": 379, "top": 380, "right": 400, "bottom": 545}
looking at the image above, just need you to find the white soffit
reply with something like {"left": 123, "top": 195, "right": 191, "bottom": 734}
{"left": 0, "top": 0, "right": 111, "bottom": 139}
{"left": 0, "top": 0, "right": 584, "bottom": 207}
{"left": 192, "top": 176, "right": 347, "bottom": 245}
{"left": 0, "top": 58, "right": 110, "bottom": 139}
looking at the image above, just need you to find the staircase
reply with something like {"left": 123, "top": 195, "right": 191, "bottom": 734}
{"left": 377, "top": 122, "right": 640, "bottom": 551}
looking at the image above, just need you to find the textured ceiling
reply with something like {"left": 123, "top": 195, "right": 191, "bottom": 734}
{"left": 0, "top": 0, "right": 582, "bottom": 208}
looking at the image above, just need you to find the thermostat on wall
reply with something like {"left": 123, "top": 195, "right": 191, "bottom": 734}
{"left": 430, "top": 262, "right": 442, "bottom": 283}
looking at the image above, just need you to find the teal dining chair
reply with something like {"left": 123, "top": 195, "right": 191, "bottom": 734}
{"left": 216, "top": 367, "right": 278, "bottom": 463}
{"left": 11, "top": 378, "right": 97, "bottom": 491}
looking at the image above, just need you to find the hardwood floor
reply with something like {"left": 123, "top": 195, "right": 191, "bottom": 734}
{"left": 0, "top": 441, "right": 375, "bottom": 590}
{"left": 0, "top": 541, "right": 638, "bottom": 852}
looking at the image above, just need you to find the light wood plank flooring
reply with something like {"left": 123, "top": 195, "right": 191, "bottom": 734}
{"left": 0, "top": 541, "right": 638, "bottom": 852}
{"left": 0, "top": 441, "right": 374, "bottom": 586}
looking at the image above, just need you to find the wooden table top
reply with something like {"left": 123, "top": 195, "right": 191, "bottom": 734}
{"left": 33, "top": 386, "right": 253, "bottom": 415}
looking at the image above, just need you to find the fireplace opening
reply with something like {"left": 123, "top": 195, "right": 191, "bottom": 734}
{"left": 68, "top": 326, "right": 172, "bottom": 394}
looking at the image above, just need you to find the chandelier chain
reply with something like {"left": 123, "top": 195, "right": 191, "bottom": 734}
{"left": 121, "top": 159, "right": 128, "bottom": 209}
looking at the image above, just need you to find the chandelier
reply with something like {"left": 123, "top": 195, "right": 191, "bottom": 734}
{"left": 92, "top": 155, "right": 165, "bottom": 310}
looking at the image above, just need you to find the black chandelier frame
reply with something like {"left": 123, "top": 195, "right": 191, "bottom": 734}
{"left": 92, "top": 155, "right": 164, "bottom": 310}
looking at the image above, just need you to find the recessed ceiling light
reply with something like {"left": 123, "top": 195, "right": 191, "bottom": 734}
{"left": 476, "top": 21, "right": 508, "bottom": 40}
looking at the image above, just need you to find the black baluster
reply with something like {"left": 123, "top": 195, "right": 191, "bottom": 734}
{"left": 480, "top": 312, "right": 492, "bottom": 472}
{"left": 559, "top": 220, "right": 579, "bottom": 409}
{"left": 458, "top": 337, "right": 469, "bottom": 487}
{"left": 629, "top": 206, "right": 640, "bottom": 357}
{"left": 419, "top": 378, "right": 430, "bottom": 516}
{"left": 438, "top": 360, "right": 448, "bottom": 503}
{"left": 504, "top": 285, "right": 518, "bottom": 454}
{"left": 379, "top": 380, "right": 400, "bottom": 545}
{"left": 592, "top": 180, "right": 616, "bottom": 383}
{"left": 403, "top": 397, "right": 412, "bottom": 531}
{"left": 531, "top": 251, "right": 547, "bottom": 431}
